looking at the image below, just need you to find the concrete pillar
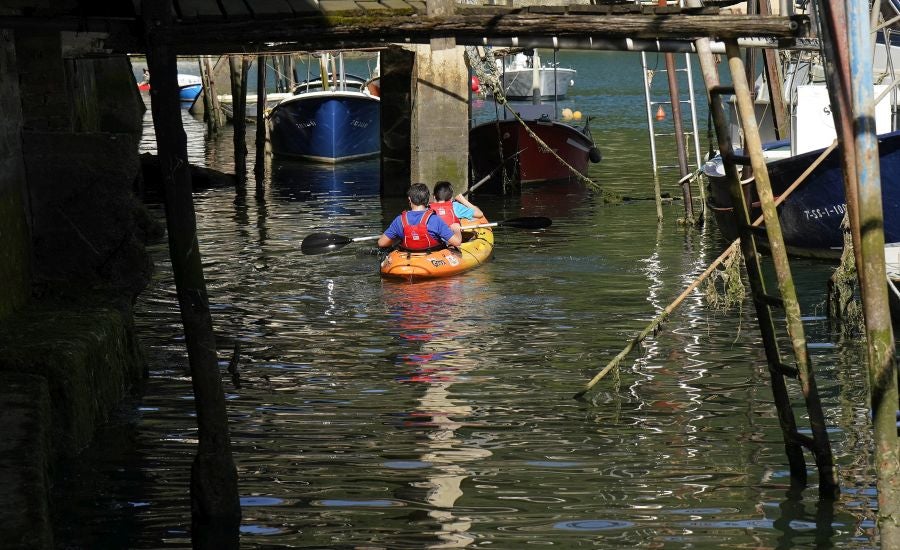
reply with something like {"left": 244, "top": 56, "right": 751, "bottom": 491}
{"left": 0, "top": 29, "right": 30, "bottom": 319}
{"left": 409, "top": 44, "right": 469, "bottom": 191}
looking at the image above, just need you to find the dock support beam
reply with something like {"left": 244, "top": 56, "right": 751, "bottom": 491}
{"left": 229, "top": 55, "right": 249, "bottom": 189}
{"left": 143, "top": 2, "right": 241, "bottom": 546}
{"left": 255, "top": 55, "right": 267, "bottom": 192}
{"left": 824, "top": 0, "right": 900, "bottom": 543}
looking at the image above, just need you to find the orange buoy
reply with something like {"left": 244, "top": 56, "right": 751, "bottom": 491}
{"left": 655, "top": 104, "right": 666, "bottom": 120}
{"left": 471, "top": 75, "right": 481, "bottom": 93}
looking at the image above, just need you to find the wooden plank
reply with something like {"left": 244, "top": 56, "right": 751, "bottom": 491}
{"left": 407, "top": 1, "right": 426, "bottom": 14}
{"left": 219, "top": 0, "right": 252, "bottom": 18}
{"left": 163, "top": 13, "right": 809, "bottom": 54}
{"left": 176, "top": 0, "right": 226, "bottom": 19}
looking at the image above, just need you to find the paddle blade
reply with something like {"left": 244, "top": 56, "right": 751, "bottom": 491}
{"left": 301, "top": 232, "right": 353, "bottom": 255}
{"left": 497, "top": 216, "right": 553, "bottom": 229}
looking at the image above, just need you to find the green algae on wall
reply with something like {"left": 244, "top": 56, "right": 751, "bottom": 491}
{"left": 433, "top": 155, "right": 467, "bottom": 187}
{"left": 0, "top": 298, "right": 144, "bottom": 459}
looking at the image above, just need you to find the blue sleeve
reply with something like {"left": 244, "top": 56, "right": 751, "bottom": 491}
{"left": 383, "top": 215, "right": 404, "bottom": 240}
{"left": 427, "top": 214, "right": 455, "bottom": 242}
{"left": 453, "top": 201, "right": 475, "bottom": 220}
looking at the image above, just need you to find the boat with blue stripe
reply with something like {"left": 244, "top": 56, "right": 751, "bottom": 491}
{"left": 267, "top": 54, "right": 380, "bottom": 163}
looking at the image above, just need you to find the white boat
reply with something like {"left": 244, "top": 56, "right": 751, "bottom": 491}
{"left": 497, "top": 50, "right": 576, "bottom": 101}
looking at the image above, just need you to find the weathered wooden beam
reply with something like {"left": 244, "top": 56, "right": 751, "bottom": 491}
{"left": 158, "top": 13, "right": 809, "bottom": 54}
{"left": 142, "top": 0, "right": 241, "bottom": 545}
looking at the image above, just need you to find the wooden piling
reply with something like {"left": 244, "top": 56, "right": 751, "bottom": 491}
{"left": 255, "top": 55, "right": 267, "bottom": 191}
{"left": 229, "top": 55, "right": 250, "bottom": 188}
{"left": 142, "top": 1, "right": 240, "bottom": 544}
{"left": 200, "top": 55, "right": 224, "bottom": 134}
{"left": 841, "top": 1, "right": 900, "bottom": 543}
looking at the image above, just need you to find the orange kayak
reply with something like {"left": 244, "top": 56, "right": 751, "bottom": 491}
{"left": 380, "top": 217, "right": 494, "bottom": 280}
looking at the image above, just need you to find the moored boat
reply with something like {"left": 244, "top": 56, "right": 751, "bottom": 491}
{"left": 887, "top": 243, "right": 900, "bottom": 323}
{"left": 177, "top": 73, "right": 203, "bottom": 103}
{"left": 267, "top": 54, "right": 379, "bottom": 163}
{"left": 380, "top": 217, "right": 494, "bottom": 280}
{"left": 469, "top": 104, "right": 601, "bottom": 193}
{"left": 703, "top": 130, "right": 900, "bottom": 258}
{"left": 498, "top": 51, "right": 576, "bottom": 101}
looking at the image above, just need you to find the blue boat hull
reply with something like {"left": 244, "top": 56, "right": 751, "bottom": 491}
{"left": 267, "top": 92, "right": 380, "bottom": 163}
{"left": 179, "top": 83, "right": 202, "bottom": 103}
{"left": 706, "top": 130, "right": 900, "bottom": 257}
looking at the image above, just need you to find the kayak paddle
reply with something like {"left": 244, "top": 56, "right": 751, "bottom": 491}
{"left": 300, "top": 216, "right": 552, "bottom": 255}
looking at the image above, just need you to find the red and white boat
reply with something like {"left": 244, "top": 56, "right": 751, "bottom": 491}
{"left": 469, "top": 104, "right": 601, "bottom": 192}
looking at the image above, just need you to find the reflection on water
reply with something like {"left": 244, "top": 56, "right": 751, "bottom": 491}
{"left": 54, "top": 51, "right": 881, "bottom": 549}
{"left": 384, "top": 275, "right": 495, "bottom": 548}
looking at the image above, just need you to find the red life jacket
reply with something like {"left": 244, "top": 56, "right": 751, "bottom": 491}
{"left": 401, "top": 209, "right": 441, "bottom": 251}
{"left": 429, "top": 200, "right": 460, "bottom": 228}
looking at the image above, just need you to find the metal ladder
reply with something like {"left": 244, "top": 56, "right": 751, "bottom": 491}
{"left": 641, "top": 51, "right": 704, "bottom": 177}
{"left": 696, "top": 38, "right": 839, "bottom": 497}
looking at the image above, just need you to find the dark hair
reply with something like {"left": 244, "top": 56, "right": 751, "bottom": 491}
{"left": 433, "top": 181, "right": 454, "bottom": 202}
{"left": 407, "top": 182, "right": 431, "bottom": 206}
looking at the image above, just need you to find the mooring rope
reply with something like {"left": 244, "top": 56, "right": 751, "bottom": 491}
{"left": 465, "top": 47, "right": 604, "bottom": 194}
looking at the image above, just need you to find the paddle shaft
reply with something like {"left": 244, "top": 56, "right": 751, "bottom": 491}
{"left": 353, "top": 220, "right": 509, "bottom": 244}
{"left": 463, "top": 149, "right": 525, "bottom": 197}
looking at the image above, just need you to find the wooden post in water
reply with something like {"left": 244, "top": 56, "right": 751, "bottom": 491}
{"left": 255, "top": 55, "right": 267, "bottom": 191}
{"left": 839, "top": 1, "right": 900, "bottom": 543}
{"left": 229, "top": 55, "right": 250, "bottom": 189}
{"left": 816, "top": 1, "right": 863, "bottom": 267}
{"left": 142, "top": 2, "right": 240, "bottom": 546}
{"left": 200, "top": 56, "right": 224, "bottom": 134}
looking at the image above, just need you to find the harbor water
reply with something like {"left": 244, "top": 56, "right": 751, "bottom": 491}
{"left": 55, "top": 51, "right": 880, "bottom": 548}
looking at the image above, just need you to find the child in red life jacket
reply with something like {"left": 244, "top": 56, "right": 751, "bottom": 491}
{"left": 429, "top": 180, "right": 484, "bottom": 243}
{"left": 378, "top": 183, "right": 462, "bottom": 251}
